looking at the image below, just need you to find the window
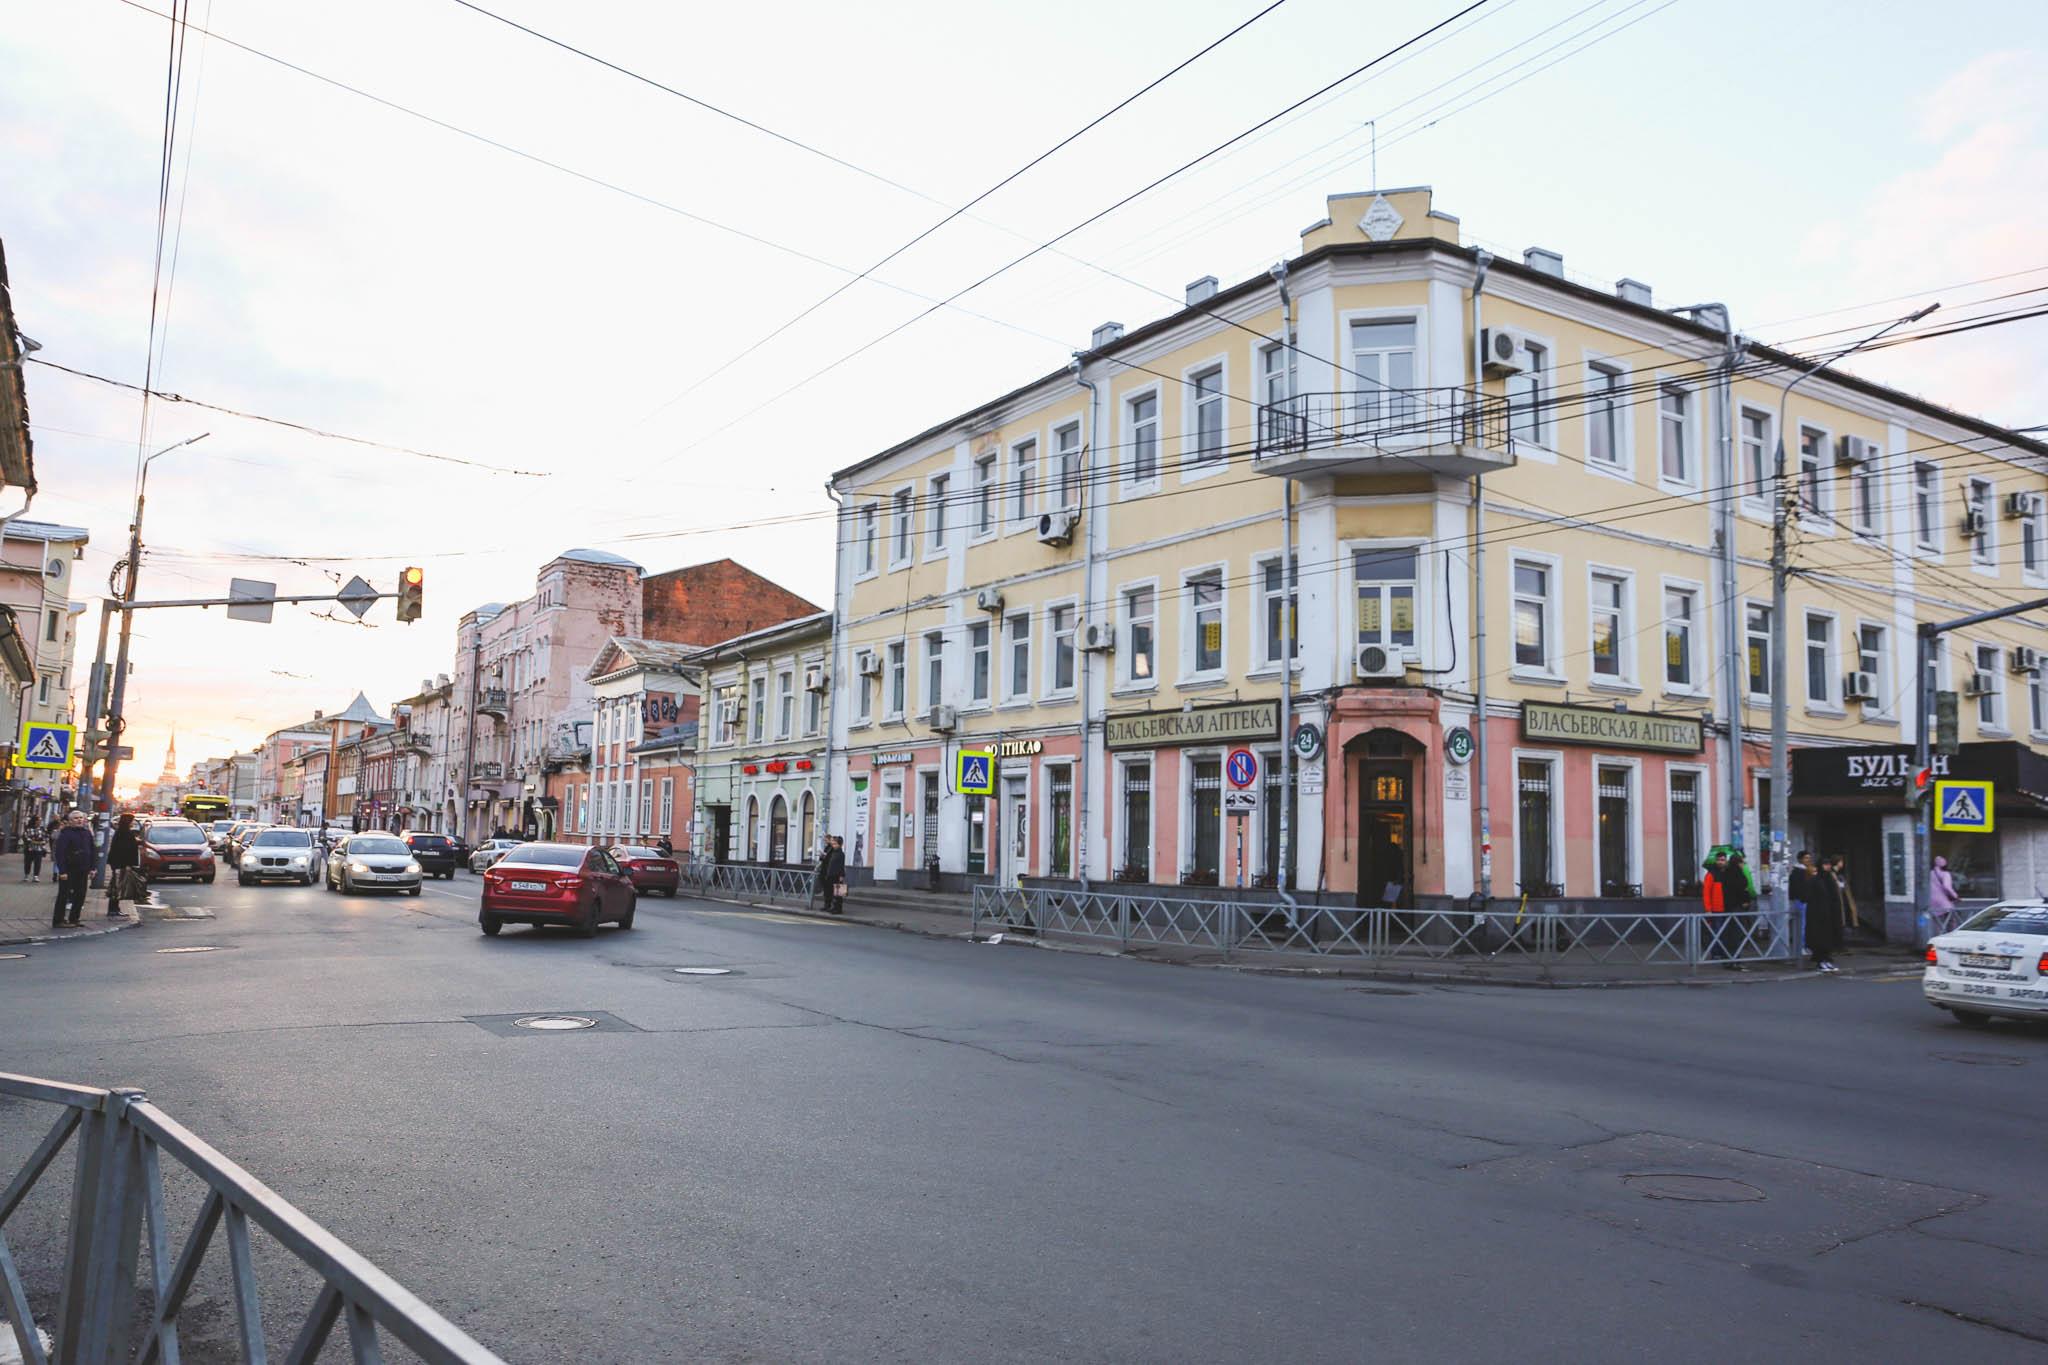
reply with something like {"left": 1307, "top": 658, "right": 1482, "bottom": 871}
{"left": 1804, "top": 614, "right": 1835, "bottom": 706}
{"left": 750, "top": 677, "right": 766, "bottom": 742}
{"left": 577, "top": 785, "right": 589, "bottom": 832}
{"left": 1664, "top": 586, "right": 1697, "bottom": 689}
{"left": 887, "top": 641, "right": 906, "bottom": 718}
{"left": 1798, "top": 427, "right": 1827, "bottom": 517}
{"left": 1858, "top": 623, "right": 1890, "bottom": 708}
{"left": 1005, "top": 612, "right": 1031, "bottom": 701}
{"left": 37, "top": 674, "right": 49, "bottom": 703}
{"left": 1191, "top": 366, "right": 1224, "bottom": 462}
{"left": 1507, "top": 341, "right": 1547, "bottom": 445}
{"left": 2031, "top": 669, "right": 2047, "bottom": 735}
{"left": 1124, "top": 586, "right": 1155, "bottom": 683}
{"left": 1586, "top": 361, "right": 1625, "bottom": 468}
{"left": 1669, "top": 772, "right": 1701, "bottom": 896}
{"left": 1188, "top": 571, "right": 1223, "bottom": 674}
{"left": 659, "top": 777, "right": 674, "bottom": 833}
{"left": 1012, "top": 439, "right": 1038, "bottom": 522}
{"left": 1047, "top": 766, "right": 1073, "bottom": 878}
{"left": 857, "top": 657, "right": 876, "bottom": 724}
{"left": 924, "top": 632, "right": 944, "bottom": 713}
{"left": 1120, "top": 761, "right": 1152, "bottom": 879}
{"left": 1976, "top": 644, "right": 2005, "bottom": 729}
{"left": 1355, "top": 547, "right": 1418, "bottom": 650}
{"left": 1188, "top": 757, "right": 1223, "bottom": 884}
{"left": 1048, "top": 605, "right": 1076, "bottom": 693}
{"left": 1260, "top": 559, "right": 1297, "bottom": 664}
{"left": 800, "top": 791, "right": 815, "bottom": 861}
{"left": 1740, "top": 409, "right": 1771, "bottom": 501}
{"left": 1851, "top": 451, "right": 1881, "bottom": 536}
{"left": 804, "top": 675, "right": 823, "bottom": 735}
{"left": 1127, "top": 394, "right": 1158, "bottom": 485}
{"left": 1968, "top": 478, "right": 1995, "bottom": 566}
{"left": 974, "top": 454, "right": 997, "bottom": 536}
{"left": 1512, "top": 560, "right": 1552, "bottom": 671}
{"left": 1590, "top": 572, "right": 1628, "bottom": 680}
{"left": 640, "top": 780, "right": 654, "bottom": 835}
{"left": 1054, "top": 423, "right": 1082, "bottom": 508}
{"left": 1657, "top": 383, "right": 1691, "bottom": 484}
{"left": 1746, "top": 604, "right": 1772, "bottom": 697}
{"left": 1914, "top": 463, "right": 1940, "bottom": 548}
{"left": 1349, "top": 317, "right": 1418, "bottom": 429}
{"left": 773, "top": 671, "right": 791, "bottom": 738}
{"left": 890, "top": 489, "right": 913, "bottom": 565}
{"left": 928, "top": 473, "right": 950, "bottom": 550}
{"left": 858, "top": 504, "right": 877, "bottom": 574}
{"left": 1259, "top": 342, "right": 1291, "bottom": 446}
{"left": 2023, "top": 496, "right": 2044, "bottom": 579}
{"left": 1596, "top": 764, "right": 1634, "bottom": 896}
{"left": 1516, "top": 758, "right": 1555, "bottom": 894}
{"left": 968, "top": 621, "right": 991, "bottom": 703}
{"left": 43, "top": 609, "right": 57, "bottom": 643}
{"left": 1257, "top": 750, "right": 1293, "bottom": 889}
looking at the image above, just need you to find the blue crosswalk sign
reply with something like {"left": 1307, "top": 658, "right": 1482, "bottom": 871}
{"left": 1934, "top": 780, "right": 1993, "bottom": 832}
{"left": 17, "top": 722, "right": 75, "bottom": 770}
{"left": 955, "top": 750, "right": 995, "bottom": 796}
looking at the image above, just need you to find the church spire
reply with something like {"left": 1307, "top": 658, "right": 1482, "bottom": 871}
{"left": 160, "top": 729, "right": 178, "bottom": 781}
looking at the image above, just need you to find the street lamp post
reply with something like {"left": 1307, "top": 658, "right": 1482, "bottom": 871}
{"left": 1766, "top": 306, "right": 1935, "bottom": 930}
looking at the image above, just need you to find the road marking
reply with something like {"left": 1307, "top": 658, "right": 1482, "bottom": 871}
{"left": 692, "top": 908, "right": 845, "bottom": 928}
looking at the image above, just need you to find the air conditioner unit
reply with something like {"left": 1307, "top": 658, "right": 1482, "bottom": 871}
{"left": 1079, "top": 620, "right": 1115, "bottom": 653}
{"left": 1842, "top": 671, "right": 1879, "bottom": 702}
{"left": 1355, "top": 643, "right": 1405, "bottom": 680}
{"left": 974, "top": 587, "right": 1006, "bottom": 613}
{"left": 855, "top": 650, "right": 881, "bottom": 677}
{"left": 1964, "top": 671, "right": 1995, "bottom": 697}
{"left": 1479, "top": 326, "right": 1532, "bottom": 377}
{"left": 1960, "top": 508, "right": 1988, "bottom": 539}
{"left": 2005, "top": 491, "right": 2041, "bottom": 520}
{"left": 1037, "top": 510, "right": 1079, "bottom": 547}
{"left": 929, "top": 704, "right": 959, "bottom": 733}
{"left": 803, "top": 665, "right": 827, "bottom": 693}
{"left": 2012, "top": 646, "right": 2041, "bottom": 676}
{"left": 1835, "top": 435, "right": 1879, "bottom": 466}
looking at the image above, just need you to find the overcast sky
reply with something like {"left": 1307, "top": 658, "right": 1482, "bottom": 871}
{"left": 3, "top": 0, "right": 2042, "bottom": 789}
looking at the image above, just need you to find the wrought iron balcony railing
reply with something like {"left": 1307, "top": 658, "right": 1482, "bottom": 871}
{"left": 1255, "top": 387, "right": 1510, "bottom": 463}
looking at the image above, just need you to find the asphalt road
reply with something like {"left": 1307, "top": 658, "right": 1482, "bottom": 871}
{"left": 2, "top": 871, "right": 2045, "bottom": 1363}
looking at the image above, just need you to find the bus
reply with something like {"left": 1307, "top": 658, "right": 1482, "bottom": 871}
{"left": 179, "top": 793, "right": 232, "bottom": 823}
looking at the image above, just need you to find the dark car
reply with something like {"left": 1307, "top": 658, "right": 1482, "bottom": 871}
{"left": 401, "top": 831, "right": 458, "bottom": 880}
{"left": 611, "top": 845, "right": 681, "bottom": 897}
{"left": 140, "top": 820, "right": 217, "bottom": 884}
{"left": 479, "top": 843, "right": 636, "bottom": 937}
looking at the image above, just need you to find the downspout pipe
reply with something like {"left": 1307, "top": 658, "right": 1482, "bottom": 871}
{"left": 1469, "top": 249, "right": 1492, "bottom": 906}
{"left": 1071, "top": 355, "right": 1100, "bottom": 891}
{"left": 1270, "top": 262, "right": 1299, "bottom": 918}
{"left": 822, "top": 478, "right": 844, "bottom": 841}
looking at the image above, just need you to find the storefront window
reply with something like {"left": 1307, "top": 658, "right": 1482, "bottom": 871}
{"left": 1932, "top": 834, "right": 2000, "bottom": 900}
{"left": 1048, "top": 766, "right": 1073, "bottom": 878}
{"left": 880, "top": 782, "right": 901, "bottom": 853}
{"left": 799, "top": 791, "right": 815, "bottom": 860}
{"left": 1517, "top": 760, "right": 1555, "bottom": 895}
{"left": 1121, "top": 763, "right": 1152, "bottom": 879}
{"left": 769, "top": 795, "right": 789, "bottom": 863}
{"left": 1597, "top": 764, "right": 1634, "bottom": 896}
{"left": 1259, "top": 750, "right": 1294, "bottom": 889}
{"left": 1189, "top": 758, "right": 1223, "bottom": 884}
{"left": 1669, "top": 772, "right": 1700, "bottom": 895}
{"left": 745, "top": 795, "right": 759, "bottom": 860}
{"left": 922, "top": 773, "right": 941, "bottom": 870}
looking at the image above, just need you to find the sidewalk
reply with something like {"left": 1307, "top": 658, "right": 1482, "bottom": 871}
{"left": 0, "top": 853, "right": 153, "bottom": 947}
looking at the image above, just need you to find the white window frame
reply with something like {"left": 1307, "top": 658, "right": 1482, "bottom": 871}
{"left": 1802, "top": 609, "right": 1841, "bottom": 714}
{"left": 1589, "top": 755, "right": 1644, "bottom": 894}
{"left": 1504, "top": 332, "right": 1556, "bottom": 457}
{"left": 1341, "top": 308, "right": 1425, "bottom": 435}
{"left": 777, "top": 669, "right": 795, "bottom": 740}
{"left": 1585, "top": 565, "right": 1636, "bottom": 689}
{"left": 972, "top": 453, "right": 998, "bottom": 541}
{"left": 749, "top": 676, "right": 767, "bottom": 743}
{"left": 1967, "top": 476, "right": 1997, "bottom": 572}
{"left": 1739, "top": 407, "right": 1774, "bottom": 516}
{"left": 1010, "top": 435, "right": 1040, "bottom": 529}
{"left": 1974, "top": 640, "right": 2007, "bottom": 733}
{"left": 1795, "top": 422, "right": 1834, "bottom": 530}
{"left": 1002, "top": 610, "right": 1032, "bottom": 706}
{"left": 922, "top": 631, "right": 945, "bottom": 717}
{"left": 1044, "top": 598, "right": 1078, "bottom": 698}
{"left": 1664, "top": 763, "right": 1709, "bottom": 897}
{"left": 885, "top": 640, "right": 907, "bottom": 720}
{"left": 1660, "top": 576, "right": 1706, "bottom": 697}
{"left": 1123, "top": 387, "right": 1162, "bottom": 493}
{"left": 2030, "top": 667, "right": 2048, "bottom": 740}
{"left": 1849, "top": 442, "right": 1882, "bottom": 538}
{"left": 926, "top": 471, "right": 951, "bottom": 555}
{"left": 1913, "top": 462, "right": 1942, "bottom": 553}
{"left": 1118, "top": 579, "right": 1159, "bottom": 692}
{"left": 659, "top": 777, "right": 674, "bottom": 833}
{"left": 1655, "top": 377, "right": 1699, "bottom": 492}
{"left": 888, "top": 486, "right": 915, "bottom": 569}
{"left": 1182, "top": 356, "right": 1230, "bottom": 479}
{"left": 967, "top": 620, "right": 992, "bottom": 708}
{"left": 1855, "top": 619, "right": 1894, "bottom": 720}
{"left": 1744, "top": 599, "right": 1773, "bottom": 702}
{"left": 2022, "top": 494, "right": 2047, "bottom": 586}
{"left": 1053, "top": 421, "right": 1083, "bottom": 510}
{"left": 1253, "top": 552, "right": 1298, "bottom": 673}
{"left": 1581, "top": 353, "right": 1633, "bottom": 479}
{"left": 803, "top": 662, "right": 824, "bottom": 736}
{"left": 1347, "top": 540, "right": 1425, "bottom": 661}
{"left": 1041, "top": 759, "right": 1076, "bottom": 879}
{"left": 1508, "top": 549, "right": 1563, "bottom": 681}
{"left": 640, "top": 779, "right": 654, "bottom": 836}
{"left": 1181, "top": 563, "right": 1228, "bottom": 683}
{"left": 1510, "top": 748, "right": 1565, "bottom": 895}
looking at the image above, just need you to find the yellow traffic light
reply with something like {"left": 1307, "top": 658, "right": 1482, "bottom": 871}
{"left": 397, "top": 566, "right": 424, "bottom": 623}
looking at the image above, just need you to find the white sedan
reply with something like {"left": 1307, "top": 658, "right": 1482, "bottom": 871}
{"left": 1923, "top": 901, "right": 2048, "bottom": 1026}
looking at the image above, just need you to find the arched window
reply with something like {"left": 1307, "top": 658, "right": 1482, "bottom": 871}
{"left": 799, "top": 790, "right": 816, "bottom": 862}
{"left": 745, "top": 795, "right": 759, "bottom": 861}
{"left": 769, "top": 794, "right": 789, "bottom": 864}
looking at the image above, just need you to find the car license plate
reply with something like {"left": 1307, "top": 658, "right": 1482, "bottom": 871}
{"left": 1960, "top": 952, "right": 2008, "bottom": 969}
{"left": 167, "top": 863, "right": 190, "bottom": 872}
{"left": 511, "top": 880, "right": 545, "bottom": 892}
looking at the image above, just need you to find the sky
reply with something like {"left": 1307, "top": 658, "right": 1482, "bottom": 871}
{"left": 3, "top": 0, "right": 2044, "bottom": 790}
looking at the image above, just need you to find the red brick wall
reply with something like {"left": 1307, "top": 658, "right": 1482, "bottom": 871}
{"left": 641, "top": 560, "right": 820, "bottom": 646}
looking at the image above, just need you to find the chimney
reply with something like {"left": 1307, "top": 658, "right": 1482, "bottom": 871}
{"left": 1615, "top": 278, "right": 1653, "bottom": 307}
{"left": 1185, "top": 276, "right": 1218, "bottom": 306}
{"left": 1090, "top": 321, "right": 1125, "bottom": 349}
{"left": 1523, "top": 247, "right": 1564, "bottom": 278}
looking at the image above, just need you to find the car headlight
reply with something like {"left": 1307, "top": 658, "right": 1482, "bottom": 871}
{"left": 241, "top": 854, "right": 256, "bottom": 868}
{"left": 350, "top": 862, "right": 370, "bottom": 874}
{"left": 405, "top": 861, "right": 422, "bottom": 874}
{"left": 291, "top": 856, "right": 308, "bottom": 867}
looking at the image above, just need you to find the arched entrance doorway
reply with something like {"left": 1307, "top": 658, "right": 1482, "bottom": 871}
{"left": 769, "top": 794, "right": 789, "bottom": 863}
{"left": 744, "top": 795, "right": 759, "bottom": 861}
{"left": 1347, "top": 728, "right": 1420, "bottom": 908}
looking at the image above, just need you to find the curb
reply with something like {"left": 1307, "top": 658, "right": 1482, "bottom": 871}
{"left": 0, "top": 913, "right": 142, "bottom": 948}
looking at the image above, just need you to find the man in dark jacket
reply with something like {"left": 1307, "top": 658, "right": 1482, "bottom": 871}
{"left": 814, "top": 836, "right": 846, "bottom": 915}
{"left": 1804, "top": 856, "right": 1845, "bottom": 973}
{"left": 51, "top": 811, "right": 96, "bottom": 928}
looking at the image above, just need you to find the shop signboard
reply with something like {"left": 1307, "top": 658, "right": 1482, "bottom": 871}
{"left": 1106, "top": 701, "right": 1278, "bottom": 751}
{"left": 1518, "top": 703, "right": 1702, "bottom": 753}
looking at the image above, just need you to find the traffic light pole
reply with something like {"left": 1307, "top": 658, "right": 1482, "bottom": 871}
{"left": 1911, "top": 592, "right": 2048, "bottom": 937}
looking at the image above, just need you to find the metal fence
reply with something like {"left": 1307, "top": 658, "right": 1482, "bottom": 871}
{"left": 972, "top": 886, "right": 1800, "bottom": 967}
{"left": 0, "top": 1072, "right": 504, "bottom": 1365}
{"left": 679, "top": 859, "right": 815, "bottom": 908}
{"left": 1256, "top": 387, "right": 1511, "bottom": 458}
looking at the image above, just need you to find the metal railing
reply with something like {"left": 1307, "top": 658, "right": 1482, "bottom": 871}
{"left": 679, "top": 859, "right": 816, "bottom": 908}
{"left": 0, "top": 1072, "right": 504, "bottom": 1365}
{"left": 1256, "top": 387, "right": 1509, "bottom": 457}
{"left": 972, "top": 886, "right": 1800, "bottom": 967}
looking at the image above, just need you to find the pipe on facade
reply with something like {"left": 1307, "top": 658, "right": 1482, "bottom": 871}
{"left": 1468, "top": 249, "right": 1492, "bottom": 904}
{"left": 1071, "top": 354, "right": 1100, "bottom": 891}
{"left": 1270, "top": 262, "right": 1299, "bottom": 917}
{"left": 820, "top": 479, "right": 844, "bottom": 844}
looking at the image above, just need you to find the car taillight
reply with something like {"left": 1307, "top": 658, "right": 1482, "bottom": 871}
{"left": 555, "top": 876, "right": 583, "bottom": 891}
{"left": 1926, "top": 945, "right": 1939, "bottom": 964}
{"left": 2038, "top": 952, "right": 2048, "bottom": 976}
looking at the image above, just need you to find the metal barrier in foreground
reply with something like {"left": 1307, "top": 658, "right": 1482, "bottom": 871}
{"left": 0, "top": 1072, "right": 504, "bottom": 1365}
{"left": 971, "top": 886, "right": 1799, "bottom": 968}
{"left": 678, "top": 860, "right": 815, "bottom": 908}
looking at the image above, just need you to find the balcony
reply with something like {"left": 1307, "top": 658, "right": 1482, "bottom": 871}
{"left": 1253, "top": 388, "right": 1513, "bottom": 479}
{"left": 402, "top": 731, "right": 434, "bottom": 755}
{"left": 476, "top": 689, "right": 509, "bottom": 719}
{"left": 470, "top": 761, "right": 503, "bottom": 780}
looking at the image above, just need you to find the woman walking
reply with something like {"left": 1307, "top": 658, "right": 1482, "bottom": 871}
{"left": 1804, "top": 852, "right": 1845, "bottom": 973}
{"left": 106, "top": 813, "right": 141, "bottom": 917}
{"left": 21, "top": 825, "right": 46, "bottom": 882}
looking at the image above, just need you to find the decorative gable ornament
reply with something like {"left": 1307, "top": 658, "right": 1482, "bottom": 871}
{"left": 1358, "top": 194, "right": 1403, "bottom": 243}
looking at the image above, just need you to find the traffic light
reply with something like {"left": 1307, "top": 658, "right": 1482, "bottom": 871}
{"left": 396, "top": 566, "right": 423, "bottom": 623}
{"left": 1905, "top": 766, "right": 1934, "bottom": 811}
{"left": 1934, "top": 690, "right": 1960, "bottom": 757}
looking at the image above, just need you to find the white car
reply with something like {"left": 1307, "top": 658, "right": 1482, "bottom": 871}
{"left": 468, "top": 838, "right": 525, "bottom": 874}
{"left": 325, "top": 833, "right": 425, "bottom": 896}
{"left": 1923, "top": 901, "right": 2048, "bottom": 1026}
{"left": 238, "top": 827, "right": 318, "bottom": 886}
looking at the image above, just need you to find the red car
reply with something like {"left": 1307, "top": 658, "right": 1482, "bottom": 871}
{"left": 479, "top": 843, "right": 637, "bottom": 937}
{"left": 140, "top": 819, "right": 217, "bottom": 884}
{"left": 612, "top": 845, "right": 681, "bottom": 897}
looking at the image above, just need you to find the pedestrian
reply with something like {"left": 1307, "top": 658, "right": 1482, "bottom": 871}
{"left": 21, "top": 825, "right": 46, "bottom": 882}
{"left": 1831, "top": 853, "right": 1862, "bottom": 932}
{"left": 105, "top": 813, "right": 141, "bottom": 917}
{"left": 1928, "top": 855, "right": 1958, "bottom": 920}
{"left": 1803, "top": 850, "right": 1844, "bottom": 973}
{"left": 50, "top": 811, "right": 95, "bottom": 928}
{"left": 815, "top": 835, "right": 846, "bottom": 915}
{"left": 1788, "top": 850, "right": 1815, "bottom": 925}
{"left": 1718, "top": 849, "right": 1756, "bottom": 962}
{"left": 655, "top": 835, "right": 673, "bottom": 858}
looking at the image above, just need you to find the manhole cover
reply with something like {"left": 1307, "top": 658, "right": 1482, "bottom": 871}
{"left": 1932, "top": 1051, "right": 2026, "bottom": 1068}
{"left": 674, "top": 967, "right": 732, "bottom": 976}
{"left": 156, "top": 946, "right": 219, "bottom": 955}
{"left": 513, "top": 1014, "right": 598, "bottom": 1031}
{"left": 1622, "top": 1173, "right": 1766, "bottom": 1203}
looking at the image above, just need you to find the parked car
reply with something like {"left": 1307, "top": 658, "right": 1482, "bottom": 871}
{"left": 479, "top": 843, "right": 636, "bottom": 937}
{"left": 225, "top": 822, "right": 269, "bottom": 865}
{"left": 206, "top": 819, "right": 236, "bottom": 852}
{"left": 140, "top": 820, "right": 216, "bottom": 884}
{"left": 325, "top": 833, "right": 424, "bottom": 895}
{"left": 1924, "top": 901, "right": 2048, "bottom": 1026}
{"left": 400, "top": 831, "right": 458, "bottom": 879}
{"left": 468, "top": 838, "right": 524, "bottom": 874}
{"left": 238, "top": 827, "right": 318, "bottom": 886}
{"left": 611, "top": 845, "right": 681, "bottom": 897}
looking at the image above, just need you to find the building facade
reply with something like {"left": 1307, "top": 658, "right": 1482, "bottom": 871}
{"left": 0, "top": 521, "right": 86, "bottom": 837}
{"left": 559, "top": 637, "right": 697, "bottom": 848}
{"left": 826, "top": 185, "right": 2048, "bottom": 939}
{"left": 693, "top": 612, "right": 832, "bottom": 867}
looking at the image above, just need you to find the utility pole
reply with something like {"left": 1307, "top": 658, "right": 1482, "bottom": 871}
{"left": 1767, "top": 306, "right": 1937, "bottom": 929}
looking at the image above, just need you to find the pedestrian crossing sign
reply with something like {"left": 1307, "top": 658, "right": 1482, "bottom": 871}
{"left": 955, "top": 750, "right": 995, "bottom": 796}
{"left": 17, "top": 721, "right": 76, "bottom": 770}
{"left": 1933, "top": 779, "right": 1994, "bottom": 833}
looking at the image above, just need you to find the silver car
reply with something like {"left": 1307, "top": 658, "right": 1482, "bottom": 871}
{"left": 468, "top": 838, "right": 525, "bottom": 874}
{"left": 325, "top": 833, "right": 424, "bottom": 896}
{"left": 238, "top": 827, "right": 318, "bottom": 886}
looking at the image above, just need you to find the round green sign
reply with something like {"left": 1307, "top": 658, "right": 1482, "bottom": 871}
{"left": 1445, "top": 726, "right": 1475, "bottom": 764}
